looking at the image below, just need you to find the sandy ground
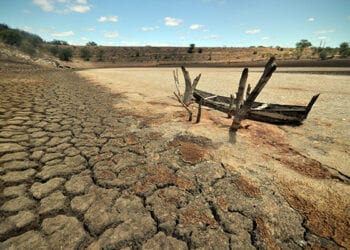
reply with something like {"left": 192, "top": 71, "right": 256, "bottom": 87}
{"left": 78, "top": 67, "right": 350, "bottom": 248}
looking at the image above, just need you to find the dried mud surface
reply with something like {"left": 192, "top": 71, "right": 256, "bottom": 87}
{"left": 1, "top": 61, "right": 349, "bottom": 249}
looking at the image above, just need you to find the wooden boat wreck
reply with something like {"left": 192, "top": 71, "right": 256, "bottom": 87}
{"left": 193, "top": 89, "right": 320, "bottom": 125}
{"left": 174, "top": 57, "right": 320, "bottom": 130}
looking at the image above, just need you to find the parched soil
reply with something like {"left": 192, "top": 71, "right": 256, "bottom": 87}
{"left": 0, "top": 60, "right": 349, "bottom": 249}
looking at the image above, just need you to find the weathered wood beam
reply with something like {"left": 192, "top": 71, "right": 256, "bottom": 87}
{"left": 230, "top": 57, "right": 277, "bottom": 131}
{"left": 235, "top": 68, "right": 248, "bottom": 113}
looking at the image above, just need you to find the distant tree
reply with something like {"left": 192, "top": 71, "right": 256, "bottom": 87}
{"left": 49, "top": 40, "right": 69, "bottom": 45}
{"left": 58, "top": 48, "right": 73, "bottom": 61}
{"left": 80, "top": 47, "right": 91, "bottom": 61}
{"left": 198, "top": 48, "right": 203, "bottom": 53}
{"left": 86, "top": 41, "right": 97, "bottom": 46}
{"left": 187, "top": 43, "right": 195, "bottom": 53}
{"left": 339, "top": 42, "right": 350, "bottom": 57}
{"left": 0, "top": 23, "right": 9, "bottom": 31}
{"left": 0, "top": 29, "right": 22, "bottom": 46}
{"left": 296, "top": 39, "right": 312, "bottom": 51}
{"left": 49, "top": 46, "right": 59, "bottom": 56}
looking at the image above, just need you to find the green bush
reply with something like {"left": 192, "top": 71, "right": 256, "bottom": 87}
{"left": 58, "top": 48, "right": 73, "bottom": 61}
{"left": 49, "top": 46, "right": 59, "bottom": 56}
{"left": 80, "top": 47, "right": 91, "bottom": 61}
{"left": 319, "top": 50, "right": 327, "bottom": 60}
{"left": 0, "top": 29, "right": 22, "bottom": 46}
{"left": 86, "top": 41, "right": 97, "bottom": 46}
{"left": 339, "top": 42, "right": 350, "bottom": 57}
{"left": 187, "top": 43, "right": 195, "bottom": 53}
{"left": 97, "top": 49, "right": 104, "bottom": 61}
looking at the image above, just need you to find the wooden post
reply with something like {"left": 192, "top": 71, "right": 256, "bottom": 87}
{"left": 196, "top": 98, "right": 203, "bottom": 123}
{"left": 227, "top": 94, "right": 235, "bottom": 118}
{"left": 230, "top": 57, "right": 277, "bottom": 131}
{"left": 235, "top": 68, "right": 248, "bottom": 113}
{"left": 181, "top": 66, "right": 201, "bottom": 105}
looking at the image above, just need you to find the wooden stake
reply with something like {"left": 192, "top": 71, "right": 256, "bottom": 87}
{"left": 196, "top": 98, "right": 203, "bottom": 123}
{"left": 235, "top": 68, "right": 248, "bottom": 113}
{"left": 230, "top": 57, "right": 277, "bottom": 131}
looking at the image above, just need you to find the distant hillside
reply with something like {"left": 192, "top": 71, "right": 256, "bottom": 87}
{"left": 1, "top": 23, "right": 350, "bottom": 68}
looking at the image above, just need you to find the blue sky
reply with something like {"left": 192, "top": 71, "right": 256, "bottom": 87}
{"left": 0, "top": 0, "right": 349, "bottom": 47}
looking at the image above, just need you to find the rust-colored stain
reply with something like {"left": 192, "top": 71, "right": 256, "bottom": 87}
{"left": 282, "top": 189, "right": 350, "bottom": 249}
{"left": 180, "top": 204, "right": 218, "bottom": 228}
{"left": 146, "top": 131, "right": 163, "bottom": 140}
{"left": 241, "top": 123, "right": 336, "bottom": 180}
{"left": 256, "top": 217, "right": 280, "bottom": 250}
{"left": 236, "top": 176, "right": 261, "bottom": 198}
{"left": 124, "top": 135, "right": 138, "bottom": 145}
{"left": 132, "top": 165, "right": 196, "bottom": 195}
{"left": 168, "top": 134, "right": 214, "bottom": 165}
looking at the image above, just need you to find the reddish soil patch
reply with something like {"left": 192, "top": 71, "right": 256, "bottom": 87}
{"left": 240, "top": 123, "right": 336, "bottom": 180}
{"left": 255, "top": 217, "right": 279, "bottom": 250}
{"left": 282, "top": 187, "right": 350, "bottom": 249}
{"left": 236, "top": 176, "right": 261, "bottom": 198}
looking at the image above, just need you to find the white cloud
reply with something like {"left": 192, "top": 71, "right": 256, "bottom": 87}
{"left": 33, "top": 0, "right": 91, "bottom": 13}
{"left": 141, "top": 26, "right": 160, "bottom": 31}
{"left": 85, "top": 26, "right": 95, "bottom": 31}
{"left": 318, "top": 36, "right": 328, "bottom": 40}
{"left": 203, "top": 34, "right": 219, "bottom": 40}
{"left": 164, "top": 17, "right": 183, "bottom": 26}
{"left": 33, "top": 0, "right": 54, "bottom": 12}
{"left": 245, "top": 29, "right": 261, "bottom": 34}
{"left": 81, "top": 37, "right": 89, "bottom": 41}
{"left": 68, "top": 4, "right": 90, "bottom": 13}
{"left": 308, "top": 17, "right": 315, "bottom": 22}
{"left": 21, "top": 9, "right": 31, "bottom": 14}
{"left": 261, "top": 36, "right": 270, "bottom": 40}
{"left": 314, "top": 29, "right": 335, "bottom": 34}
{"left": 104, "top": 31, "right": 120, "bottom": 38}
{"left": 98, "top": 16, "right": 118, "bottom": 22}
{"left": 51, "top": 31, "right": 74, "bottom": 37}
{"left": 189, "top": 24, "right": 204, "bottom": 30}
{"left": 22, "top": 26, "right": 33, "bottom": 32}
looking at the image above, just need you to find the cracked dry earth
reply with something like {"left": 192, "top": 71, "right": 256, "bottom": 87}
{"left": 1, "top": 61, "right": 349, "bottom": 250}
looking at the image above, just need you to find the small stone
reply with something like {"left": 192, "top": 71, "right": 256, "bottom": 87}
{"left": 0, "top": 230, "right": 49, "bottom": 249}
{"left": 39, "top": 191, "right": 67, "bottom": 215}
{"left": 0, "top": 211, "right": 37, "bottom": 235}
{"left": 142, "top": 232, "right": 187, "bottom": 250}
{"left": 0, "top": 168, "right": 36, "bottom": 184}
{"left": 30, "top": 150, "right": 44, "bottom": 160}
{"left": 36, "top": 164, "right": 85, "bottom": 180}
{"left": 40, "top": 152, "right": 64, "bottom": 163}
{"left": 65, "top": 174, "right": 93, "bottom": 194}
{"left": 0, "top": 196, "right": 36, "bottom": 212}
{"left": 30, "top": 131, "right": 48, "bottom": 138}
{"left": 3, "top": 184, "right": 27, "bottom": 197}
{"left": 71, "top": 192, "right": 96, "bottom": 214}
{"left": 42, "top": 215, "right": 87, "bottom": 250}
{"left": 0, "top": 151, "right": 29, "bottom": 163}
{"left": 0, "top": 160, "right": 38, "bottom": 173}
{"left": 64, "top": 147, "right": 80, "bottom": 156}
{"left": 0, "top": 143, "right": 26, "bottom": 153}
{"left": 30, "top": 177, "right": 66, "bottom": 199}
{"left": 46, "top": 137, "right": 70, "bottom": 147}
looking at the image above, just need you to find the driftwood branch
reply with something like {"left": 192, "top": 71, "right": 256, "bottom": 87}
{"left": 173, "top": 69, "right": 182, "bottom": 98}
{"left": 231, "top": 57, "right": 277, "bottom": 131}
{"left": 174, "top": 92, "right": 192, "bottom": 121}
{"left": 227, "top": 94, "right": 235, "bottom": 118}
{"left": 181, "top": 66, "right": 201, "bottom": 105}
